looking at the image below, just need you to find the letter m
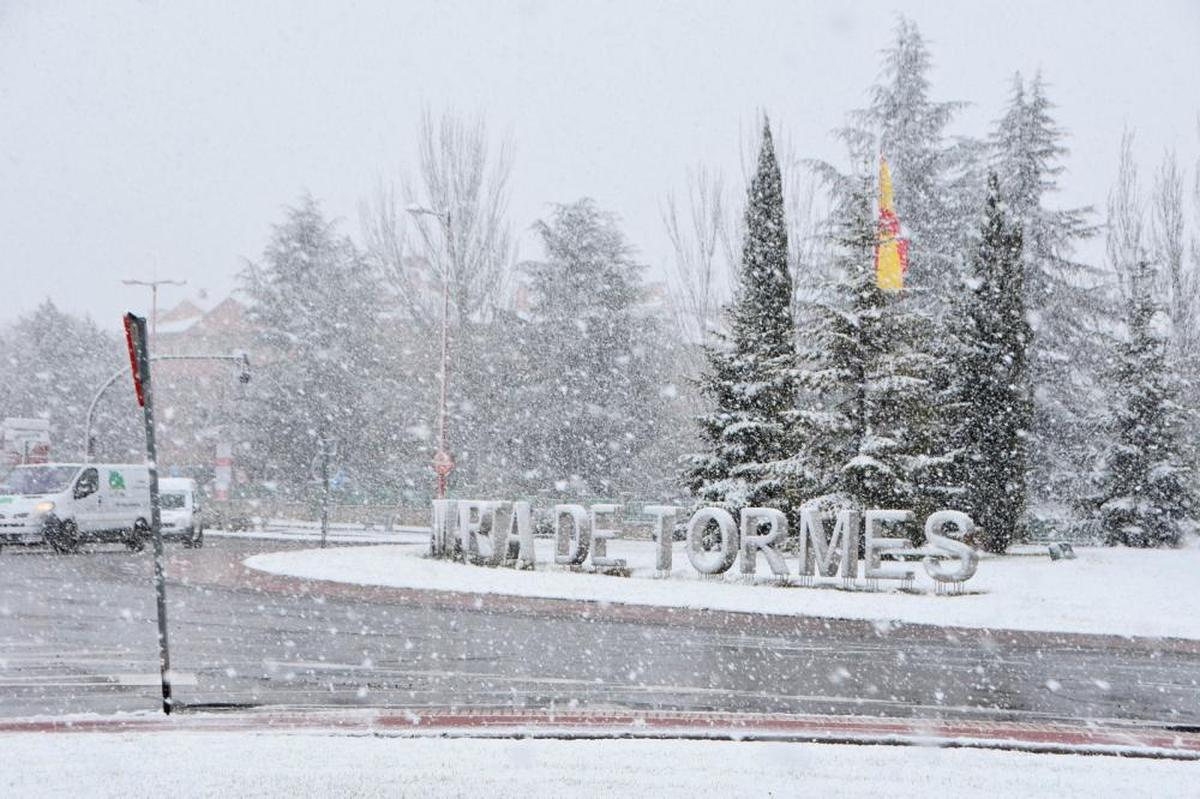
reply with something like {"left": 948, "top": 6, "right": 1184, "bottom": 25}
{"left": 798, "top": 509, "right": 861, "bottom": 578}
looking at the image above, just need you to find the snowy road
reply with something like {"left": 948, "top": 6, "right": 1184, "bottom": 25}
{"left": 1, "top": 539, "right": 1197, "bottom": 726}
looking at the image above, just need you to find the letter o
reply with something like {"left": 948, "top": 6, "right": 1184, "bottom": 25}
{"left": 686, "top": 507, "right": 740, "bottom": 575}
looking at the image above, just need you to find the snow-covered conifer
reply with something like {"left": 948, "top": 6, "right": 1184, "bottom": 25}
{"left": 1091, "top": 260, "right": 1194, "bottom": 547}
{"left": 684, "top": 120, "right": 795, "bottom": 513}
{"left": 843, "top": 17, "right": 976, "bottom": 299}
{"left": 514, "top": 199, "right": 668, "bottom": 498}
{"left": 951, "top": 174, "right": 1031, "bottom": 553}
{"left": 990, "top": 73, "right": 1107, "bottom": 526}
{"left": 774, "top": 166, "right": 954, "bottom": 529}
{"left": 240, "top": 196, "right": 387, "bottom": 499}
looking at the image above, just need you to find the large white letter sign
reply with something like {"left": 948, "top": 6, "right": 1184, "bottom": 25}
{"left": 922, "top": 510, "right": 979, "bottom": 584}
{"left": 686, "top": 507, "right": 739, "bottom": 575}
{"left": 798, "top": 508, "right": 861, "bottom": 579}
{"left": 430, "top": 499, "right": 456, "bottom": 557}
{"left": 739, "top": 507, "right": 789, "bottom": 577}
{"left": 500, "top": 500, "right": 537, "bottom": 568}
{"left": 590, "top": 504, "right": 626, "bottom": 570}
{"left": 864, "top": 509, "right": 916, "bottom": 582}
{"left": 477, "top": 501, "right": 511, "bottom": 565}
{"left": 473, "top": 501, "right": 531, "bottom": 567}
{"left": 642, "top": 505, "right": 679, "bottom": 573}
{"left": 554, "top": 504, "right": 590, "bottom": 566}
{"left": 457, "top": 500, "right": 494, "bottom": 561}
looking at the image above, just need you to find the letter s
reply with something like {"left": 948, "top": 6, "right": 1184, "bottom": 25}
{"left": 922, "top": 510, "right": 979, "bottom": 583}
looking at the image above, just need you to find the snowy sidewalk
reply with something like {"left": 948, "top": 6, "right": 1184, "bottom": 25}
{"left": 2, "top": 709, "right": 1197, "bottom": 798}
{"left": 244, "top": 537, "right": 1200, "bottom": 640}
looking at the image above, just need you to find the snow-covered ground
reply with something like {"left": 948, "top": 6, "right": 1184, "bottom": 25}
{"left": 209, "top": 526, "right": 428, "bottom": 545}
{"left": 246, "top": 537, "right": 1200, "bottom": 640}
{"left": 2, "top": 732, "right": 1194, "bottom": 798}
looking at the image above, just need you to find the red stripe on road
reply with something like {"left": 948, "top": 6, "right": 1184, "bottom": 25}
{"left": 1, "top": 708, "right": 1197, "bottom": 759}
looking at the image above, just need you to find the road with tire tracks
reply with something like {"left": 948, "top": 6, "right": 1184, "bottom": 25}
{"left": 1, "top": 538, "right": 1197, "bottom": 730}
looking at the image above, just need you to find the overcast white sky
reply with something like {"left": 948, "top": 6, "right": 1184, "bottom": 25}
{"left": 2, "top": 0, "right": 1197, "bottom": 328}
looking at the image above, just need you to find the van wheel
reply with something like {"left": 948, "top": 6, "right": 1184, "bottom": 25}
{"left": 125, "top": 519, "right": 149, "bottom": 552}
{"left": 46, "top": 518, "right": 81, "bottom": 554}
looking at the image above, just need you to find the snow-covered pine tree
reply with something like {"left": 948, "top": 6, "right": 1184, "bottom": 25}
{"left": 684, "top": 119, "right": 795, "bottom": 513}
{"left": 990, "top": 73, "right": 1106, "bottom": 529}
{"left": 1091, "top": 260, "right": 1194, "bottom": 547}
{"left": 773, "top": 165, "right": 955, "bottom": 533}
{"left": 773, "top": 169, "right": 880, "bottom": 509}
{"left": 843, "top": 17, "right": 976, "bottom": 300}
{"left": 952, "top": 174, "right": 1031, "bottom": 553}
{"left": 832, "top": 172, "right": 955, "bottom": 525}
{"left": 0, "top": 301, "right": 141, "bottom": 460}
{"left": 515, "top": 198, "right": 668, "bottom": 498}
{"left": 240, "top": 196, "right": 387, "bottom": 499}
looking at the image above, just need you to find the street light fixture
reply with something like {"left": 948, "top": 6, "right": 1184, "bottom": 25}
{"left": 406, "top": 203, "right": 455, "bottom": 499}
{"left": 122, "top": 278, "right": 187, "bottom": 348}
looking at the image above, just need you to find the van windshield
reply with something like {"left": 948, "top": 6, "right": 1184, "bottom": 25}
{"left": 160, "top": 493, "right": 186, "bottom": 510}
{"left": 0, "top": 466, "right": 79, "bottom": 496}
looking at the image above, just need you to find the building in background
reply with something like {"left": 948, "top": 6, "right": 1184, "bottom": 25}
{"left": 153, "top": 294, "right": 252, "bottom": 494}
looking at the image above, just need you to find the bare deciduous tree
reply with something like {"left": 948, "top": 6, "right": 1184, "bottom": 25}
{"left": 663, "top": 122, "right": 828, "bottom": 356}
{"left": 1192, "top": 115, "right": 1200, "bottom": 295}
{"left": 661, "top": 166, "right": 735, "bottom": 346}
{"left": 782, "top": 157, "right": 829, "bottom": 321}
{"left": 1150, "top": 149, "right": 1198, "bottom": 353}
{"left": 1106, "top": 129, "right": 1145, "bottom": 295}
{"left": 362, "top": 109, "right": 514, "bottom": 330}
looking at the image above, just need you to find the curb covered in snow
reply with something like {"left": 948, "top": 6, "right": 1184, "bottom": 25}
{"left": 4, "top": 708, "right": 1198, "bottom": 761}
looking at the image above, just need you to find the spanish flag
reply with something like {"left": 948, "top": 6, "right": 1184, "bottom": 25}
{"left": 876, "top": 156, "right": 909, "bottom": 291}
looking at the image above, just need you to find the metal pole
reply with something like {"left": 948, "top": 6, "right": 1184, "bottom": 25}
{"left": 126, "top": 313, "right": 173, "bottom": 715}
{"left": 437, "top": 210, "right": 453, "bottom": 499}
{"left": 319, "top": 438, "right": 330, "bottom": 549}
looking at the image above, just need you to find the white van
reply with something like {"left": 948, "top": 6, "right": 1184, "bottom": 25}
{"left": 0, "top": 463, "right": 152, "bottom": 552}
{"left": 159, "top": 477, "right": 203, "bottom": 548}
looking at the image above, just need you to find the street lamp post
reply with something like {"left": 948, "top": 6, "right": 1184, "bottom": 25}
{"left": 406, "top": 204, "right": 455, "bottom": 499}
{"left": 122, "top": 278, "right": 187, "bottom": 348}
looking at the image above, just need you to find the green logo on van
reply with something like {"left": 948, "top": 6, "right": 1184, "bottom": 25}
{"left": 108, "top": 470, "right": 126, "bottom": 490}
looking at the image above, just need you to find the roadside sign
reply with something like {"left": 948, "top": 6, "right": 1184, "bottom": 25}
{"left": 124, "top": 312, "right": 173, "bottom": 715}
{"left": 432, "top": 449, "right": 455, "bottom": 476}
{"left": 122, "top": 314, "right": 145, "bottom": 407}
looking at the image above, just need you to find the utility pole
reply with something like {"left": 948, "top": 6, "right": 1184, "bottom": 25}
{"left": 122, "top": 278, "right": 187, "bottom": 349}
